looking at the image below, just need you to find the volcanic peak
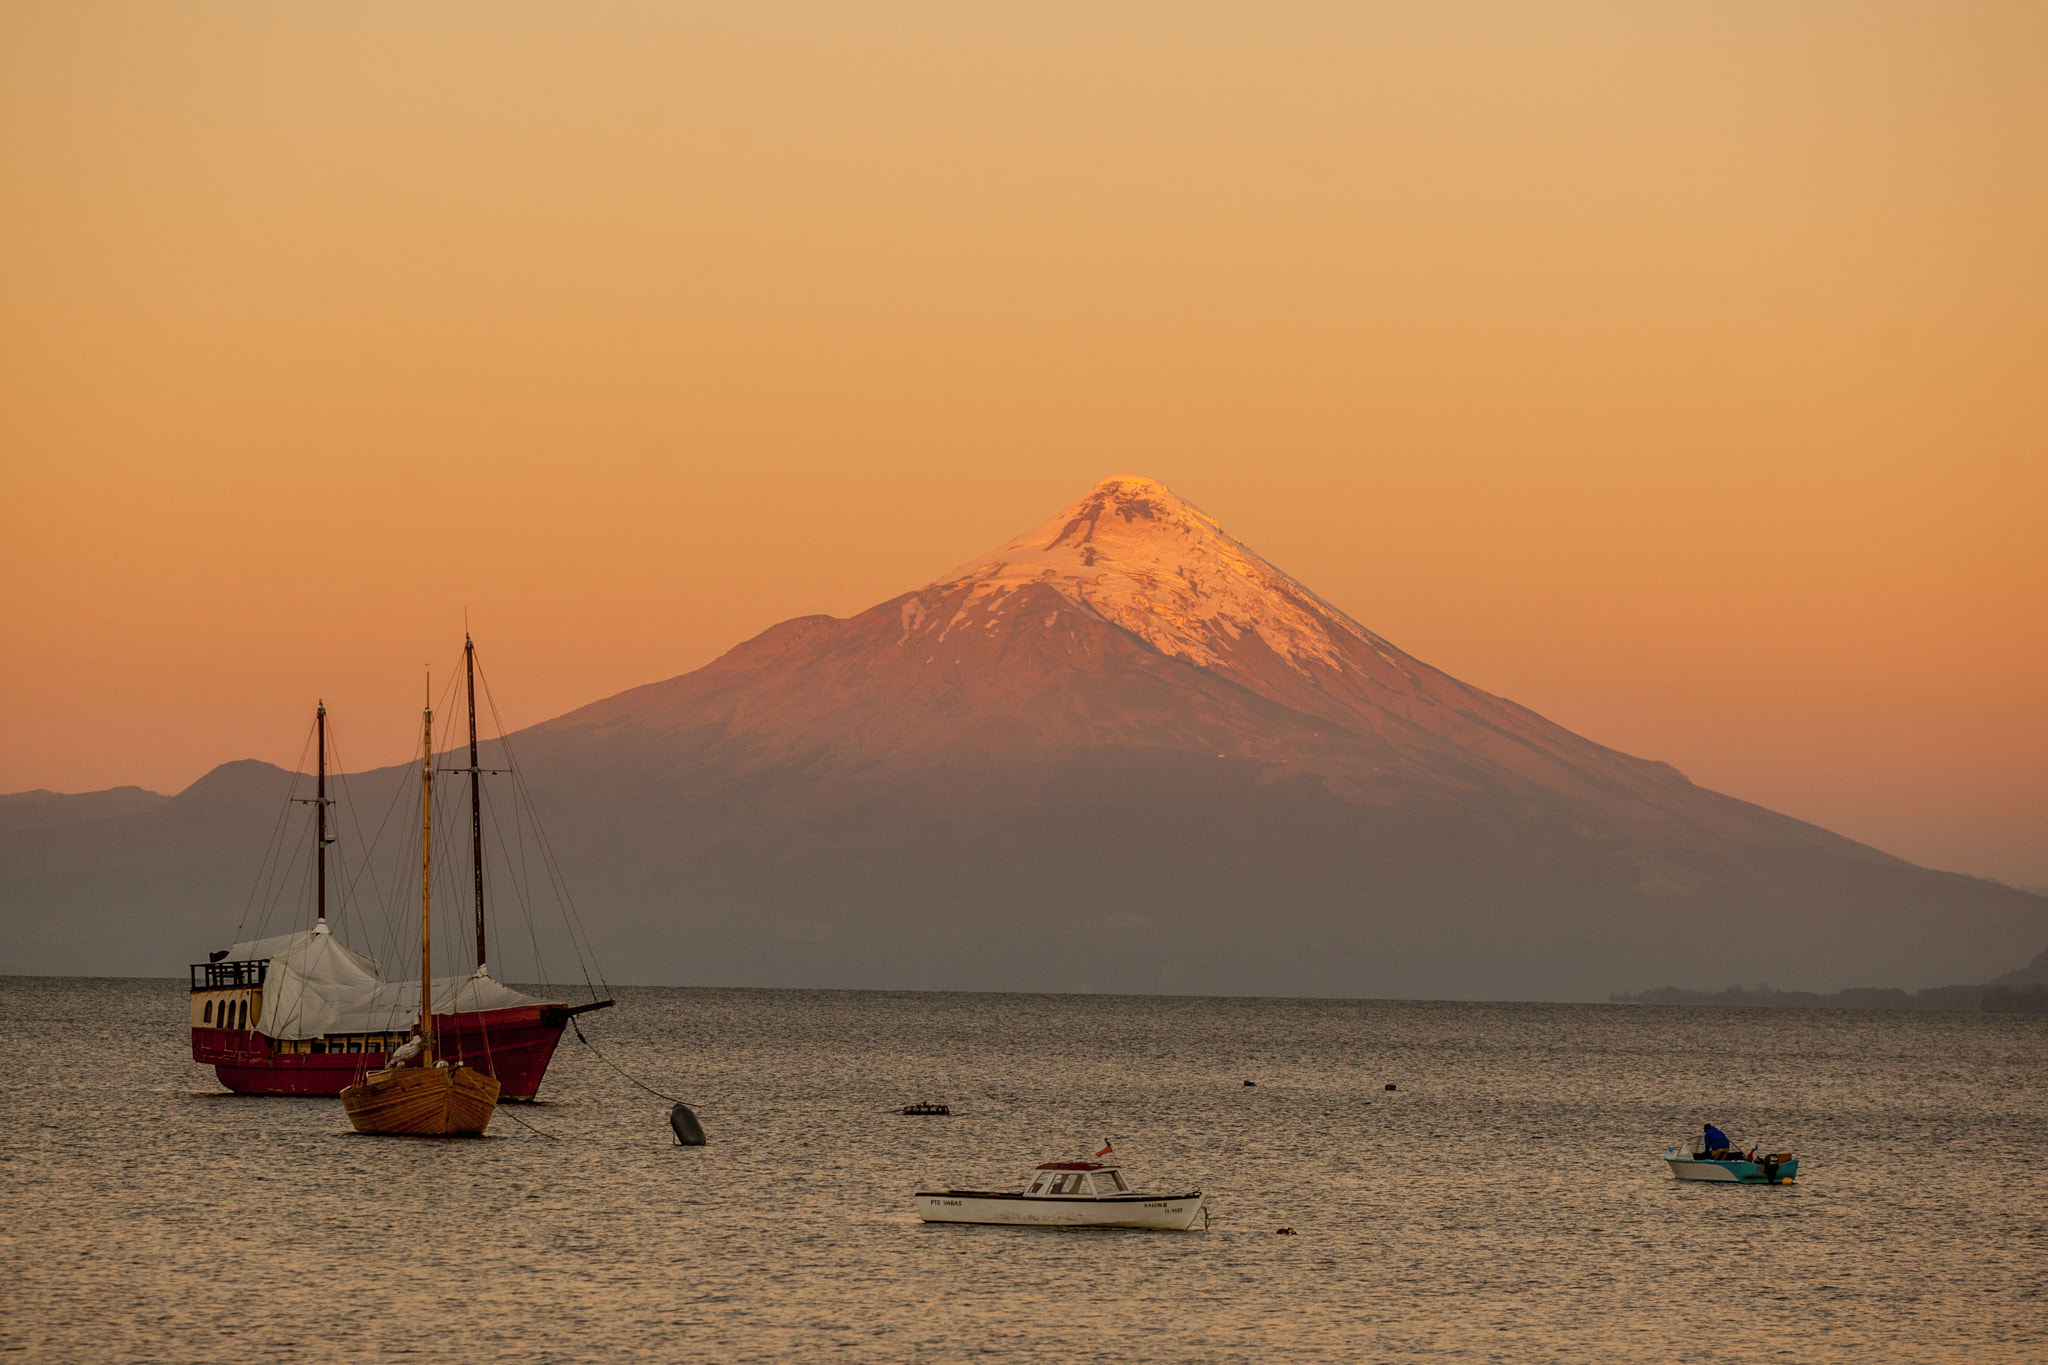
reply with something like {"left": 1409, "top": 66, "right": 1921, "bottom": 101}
{"left": 931, "top": 475, "right": 1398, "bottom": 676}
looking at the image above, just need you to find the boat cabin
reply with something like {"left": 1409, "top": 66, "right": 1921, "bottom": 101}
{"left": 191, "top": 955, "right": 266, "bottom": 1032}
{"left": 192, "top": 987, "right": 261, "bottom": 1032}
{"left": 1024, "top": 1162, "right": 1132, "bottom": 1198}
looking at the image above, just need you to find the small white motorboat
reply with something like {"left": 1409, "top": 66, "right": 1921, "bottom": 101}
{"left": 915, "top": 1160, "right": 1207, "bottom": 1230}
{"left": 1664, "top": 1124, "right": 1798, "bottom": 1185}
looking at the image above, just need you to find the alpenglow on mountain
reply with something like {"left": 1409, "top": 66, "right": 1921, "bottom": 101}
{"left": 560, "top": 477, "right": 1726, "bottom": 814}
{"left": 5, "top": 477, "right": 2042, "bottom": 997}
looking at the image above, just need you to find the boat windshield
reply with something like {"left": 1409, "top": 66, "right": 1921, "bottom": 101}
{"left": 1027, "top": 1168, "right": 1129, "bottom": 1195}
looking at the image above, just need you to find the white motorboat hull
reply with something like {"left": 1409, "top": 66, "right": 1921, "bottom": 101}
{"left": 1665, "top": 1158, "right": 1743, "bottom": 1181}
{"left": 915, "top": 1191, "right": 1206, "bottom": 1230}
{"left": 1663, "top": 1151, "right": 1799, "bottom": 1184}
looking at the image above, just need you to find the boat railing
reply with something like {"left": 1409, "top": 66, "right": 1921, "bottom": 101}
{"left": 190, "top": 959, "right": 269, "bottom": 990}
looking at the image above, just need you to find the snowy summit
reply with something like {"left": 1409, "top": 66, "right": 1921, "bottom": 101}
{"left": 928, "top": 476, "right": 1395, "bottom": 676}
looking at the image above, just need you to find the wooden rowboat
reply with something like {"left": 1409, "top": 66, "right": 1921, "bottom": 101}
{"left": 343, "top": 1063, "right": 499, "bottom": 1137}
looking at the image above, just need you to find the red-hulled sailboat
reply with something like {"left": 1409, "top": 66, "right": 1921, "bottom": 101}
{"left": 190, "top": 635, "right": 612, "bottom": 1099}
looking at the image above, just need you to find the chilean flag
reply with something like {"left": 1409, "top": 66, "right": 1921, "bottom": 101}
{"left": 1095, "top": 1139, "right": 1114, "bottom": 1158}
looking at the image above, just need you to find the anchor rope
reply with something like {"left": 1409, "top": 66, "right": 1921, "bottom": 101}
{"left": 498, "top": 1105, "right": 559, "bottom": 1141}
{"left": 571, "top": 1018, "right": 689, "bottom": 1107}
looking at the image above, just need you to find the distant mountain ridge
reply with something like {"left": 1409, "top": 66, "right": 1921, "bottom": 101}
{"left": 4, "top": 476, "right": 2043, "bottom": 997}
{"left": 0, "top": 786, "right": 166, "bottom": 830}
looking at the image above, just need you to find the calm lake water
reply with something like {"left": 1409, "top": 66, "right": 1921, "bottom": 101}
{"left": 1, "top": 977, "right": 2042, "bottom": 1361}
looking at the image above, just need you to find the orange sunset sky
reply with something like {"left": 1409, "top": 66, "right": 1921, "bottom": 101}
{"left": 2, "top": 3, "right": 2043, "bottom": 886}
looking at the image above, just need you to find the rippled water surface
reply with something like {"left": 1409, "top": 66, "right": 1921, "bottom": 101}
{"left": 2, "top": 978, "right": 2042, "bottom": 1361}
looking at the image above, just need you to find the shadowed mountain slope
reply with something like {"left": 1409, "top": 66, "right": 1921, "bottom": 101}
{"left": 2, "top": 762, "right": 305, "bottom": 975}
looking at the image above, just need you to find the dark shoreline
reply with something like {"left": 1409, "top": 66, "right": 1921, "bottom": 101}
{"left": 1611, "top": 982, "right": 2048, "bottom": 1013}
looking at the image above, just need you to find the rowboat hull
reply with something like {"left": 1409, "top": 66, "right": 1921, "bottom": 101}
{"left": 341, "top": 1064, "right": 499, "bottom": 1136}
{"left": 1664, "top": 1154, "right": 1799, "bottom": 1184}
{"left": 193, "top": 1003, "right": 580, "bottom": 1100}
{"left": 915, "top": 1191, "right": 1206, "bottom": 1230}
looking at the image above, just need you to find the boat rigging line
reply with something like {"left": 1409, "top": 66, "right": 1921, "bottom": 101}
{"left": 326, "top": 725, "right": 408, "bottom": 968}
{"left": 231, "top": 714, "right": 319, "bottom": 947}
{"left": 497, "top": 1105, "right": 559, "bottom": 1141}
{"left": 569, "top": 1017, "right": 689, "bottom": 1107}
{"left": 472, "top": 652, "right": 609, "bottom": 1002}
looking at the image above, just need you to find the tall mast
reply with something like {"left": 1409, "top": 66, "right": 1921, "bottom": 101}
{"left": 466, "top": 634, "right": 486, "bottom": 974}
{"left": 420, "top": 679, "right": 435, "bottom": 1065}
{"left": 315, "top": 701, "right": 327, "bottom": 924}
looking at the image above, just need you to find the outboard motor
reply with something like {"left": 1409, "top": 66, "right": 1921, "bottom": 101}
{"left": 668, "top": 1102, "right": 706, "bottom": 1146}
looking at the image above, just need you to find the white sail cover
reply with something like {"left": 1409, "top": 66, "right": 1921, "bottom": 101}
{"left": 229, "top": 927, "right": 541, "bottom": 1040}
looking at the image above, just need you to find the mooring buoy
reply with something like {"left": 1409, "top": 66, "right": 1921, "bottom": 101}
{"left": 669, "top": 1102, "right": 706, "bottom": 1146}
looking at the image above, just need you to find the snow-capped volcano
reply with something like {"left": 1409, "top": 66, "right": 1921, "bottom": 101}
{"left": 386, "top": 475, "right": 2048, "bottom": 998}
{"left": 932, "top": 475, "right": 1394, "bottom": 676}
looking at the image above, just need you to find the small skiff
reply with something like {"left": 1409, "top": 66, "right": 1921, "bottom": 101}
{"left": 915, "top": 1161, "right": 1206, "bottom": 1230}
{"left": 1663, "top": 1147, "right": 1798, "bottom": 1184}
